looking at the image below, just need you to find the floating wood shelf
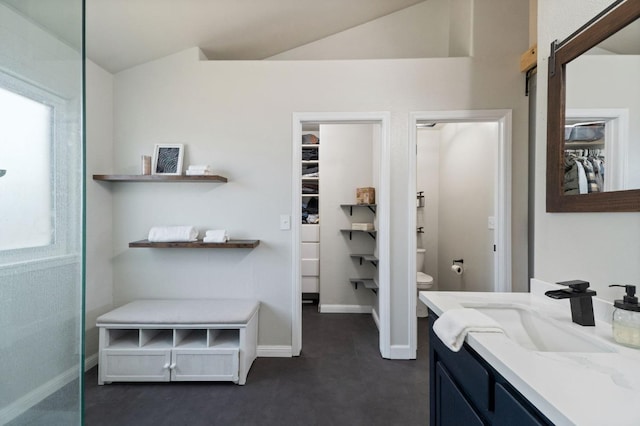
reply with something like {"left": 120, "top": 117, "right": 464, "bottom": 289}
{"left": 340, "top": 204, "right": 377, "bottom": 215}
{"left": 93, "top": 174, "right": 228, "bottom": 183}
{"left": 129, "top": 239, "right": 259, "bottom": 249}
{"left": 340, "top": 229, "right": 376, "bottom": 240}
{"left": 350, "top": 254, "right": 378, "bottom": 267}
{"left": 349, "top": 278, "right": 378, "bottom": 294}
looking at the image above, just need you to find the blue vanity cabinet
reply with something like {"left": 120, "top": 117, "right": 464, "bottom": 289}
{"left": 428, "top": 310, "right": 552, "bottom": 426}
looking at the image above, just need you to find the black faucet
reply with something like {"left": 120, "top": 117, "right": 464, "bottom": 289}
{"left": 545, "top": 280, "right": 597, "bottom": 326}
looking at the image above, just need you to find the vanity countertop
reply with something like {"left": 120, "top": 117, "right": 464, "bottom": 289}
{"left": 420, "top": 278, "right": 640, "bottom": 426}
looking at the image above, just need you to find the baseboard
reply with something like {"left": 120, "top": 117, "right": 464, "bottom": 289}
{"left": 319, "top": 304, "right": 373, "bottom": 314}
{"left": 388, "top": 344, "right": 415, "bottom": 360}
{"left": 372, "top": 307, "right": 380, "bottom": 330}
{"left": 257, "top": 345, "right": 293, "bottom": 357}
{"left": 85, "top": 352, "right": 99, "bottom": 371}
{"left": 0, "top": 363, "right": 80, "bottom": 425}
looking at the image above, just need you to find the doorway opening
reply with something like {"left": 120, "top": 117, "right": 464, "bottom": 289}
{"left": 292, "top": 112, "right": 391, "bottom": 358}
{"left": 408, "top": 110, "right": 512, "bottom": 358}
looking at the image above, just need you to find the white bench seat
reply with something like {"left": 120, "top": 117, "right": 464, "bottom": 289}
{"left": 97, "top": 299, "right": 259, "bottom": 385}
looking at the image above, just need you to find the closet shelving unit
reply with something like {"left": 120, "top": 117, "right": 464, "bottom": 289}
{"left": 93, "top": 173, "right": 259, "bottom": 249}
{"left": 301, "top": 130, "right": 320, "bottom": 303}
{"left": 342, "top": 200, "right": 378, "bottom": 294}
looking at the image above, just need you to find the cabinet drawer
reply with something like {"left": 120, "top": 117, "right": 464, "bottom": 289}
{"left": 171, "top": 348, "right": 239, "bottom": 382}
{"left": 301, "top": 242, "right": 319, "bottom": 258}
{"left": 301, "top": 259, "right": 320, "bottom": 276}
{"left": 430, "top": 325, "right": 491, "bottom": 414}
{"left": 302, "top": 276, "right": 319, "bottom": 292}
{"left": 495, "top": 383, "right": 549, "bottom": 426}
{"left": 101, "top": 349, "right": 171, "bottom": 382}
{"left": 301, "top": 224, "right": 319, "bottom": 242}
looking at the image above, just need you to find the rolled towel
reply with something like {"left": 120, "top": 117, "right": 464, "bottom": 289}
{"left": 148, "top": 226, "right": 198, "bottom": 242}
{"left": 433, "top": 308, "right": 504, "bottom": 352}
{"left": 204, "top": 229, "right": 228, "bottom": 243}
{"left": 186, "top": 170, "right": 213, "bottom": 176}
{"left": 187, "top": 165, "right": 211, "bottom": 171}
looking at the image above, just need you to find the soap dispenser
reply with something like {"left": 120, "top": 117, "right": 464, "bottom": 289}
{"left": 609, "top": 284, "right": 640, "bottom": 348}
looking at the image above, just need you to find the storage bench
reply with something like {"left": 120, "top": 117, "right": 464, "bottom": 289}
{"left": 96, "top": 299, "right": 259, "bottom": 385}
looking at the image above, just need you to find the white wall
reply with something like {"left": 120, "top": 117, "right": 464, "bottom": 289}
{"left": 85, "top": 59, "right": 115, "bottom": 359}
{"left": 535, "top": 1, "right": 640, "bottom": 301}
{"left": 417, "top": 129, "right": 440, "bottom": 285}
{"left": 269, "top": 0, "right": 454, "bottom": 60}
{"left": 109, "top": 0, "right": 529, "bottom": 351}
{"left": 438, "top": 122, "right": 498, "bottom": 292}
{"left": 319, "top": 124, "right": 376, "bottom": 310}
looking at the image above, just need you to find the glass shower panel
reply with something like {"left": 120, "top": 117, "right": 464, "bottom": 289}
{"left": 0, "top": 0, "right": 84, "bottom": 424}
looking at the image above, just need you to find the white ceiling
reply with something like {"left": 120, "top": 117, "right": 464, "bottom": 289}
{"left": 4, "top": 0, "right": 424, "bottom": 73}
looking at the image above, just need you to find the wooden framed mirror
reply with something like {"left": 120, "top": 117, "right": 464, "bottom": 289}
{"left": 546, "top": 0, "right": 640, "bottom": 212}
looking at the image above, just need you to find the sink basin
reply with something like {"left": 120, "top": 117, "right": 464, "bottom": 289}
{"left": 461, "top": 303, "right": 615, "bottom": 353}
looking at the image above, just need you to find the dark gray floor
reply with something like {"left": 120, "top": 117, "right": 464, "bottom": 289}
{"left": 14, "top": 305, "right": 430, "bottom": 425}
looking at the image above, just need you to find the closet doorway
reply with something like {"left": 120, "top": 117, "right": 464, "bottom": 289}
{"left": 407, "top": 110, "right": 512, "bottom": 357}
{"left": 292, "top": 112, "right": 391, "bottom": 358}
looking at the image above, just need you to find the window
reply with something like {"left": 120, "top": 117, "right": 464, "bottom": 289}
{"left": 0, "top": 72, "right": 76, "bottom": 265}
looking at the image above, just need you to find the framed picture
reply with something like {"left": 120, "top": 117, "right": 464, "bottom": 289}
{"left": 152, "top": 144, "right": 184, "bottom": 175}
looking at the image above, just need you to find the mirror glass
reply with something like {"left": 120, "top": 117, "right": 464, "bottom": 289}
{"left": 563, "top": 19, "right": 640, "bottom": 194}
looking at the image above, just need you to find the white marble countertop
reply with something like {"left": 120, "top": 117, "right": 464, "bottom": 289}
{"left": 419, "top": 278, "right": 640, "bottom": 426}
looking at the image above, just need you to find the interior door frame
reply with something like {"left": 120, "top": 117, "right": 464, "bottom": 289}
{"left": 408, "top": 110, "right": 512, "bottom": 357}
{"left": 291, "top": 112, "right": 391, "bottom": 358}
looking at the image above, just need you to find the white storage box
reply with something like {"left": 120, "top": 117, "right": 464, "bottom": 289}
{"left": 351, "top": 223, "right": 374, "bottom": 231}
{"left": 301, "top": 259, "right": 320, "bottom": 276}
{"left": 301, "top": 242, "right": 320, "bottom": 258}
{"left": 301, "top": 224, "right": 320, "bottom": 242}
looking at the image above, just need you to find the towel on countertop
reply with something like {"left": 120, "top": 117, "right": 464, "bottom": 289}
{"left": 148, "top": 226, "right": 198, "bottom": 242}
{"left": 203, "top": 229, "right": 228, "bottom": 243}
{"left": 433, "top": 308, "right": 504, "bottom": 352}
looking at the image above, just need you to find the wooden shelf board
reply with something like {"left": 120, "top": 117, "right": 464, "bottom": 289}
{"left": 129, "top": 239, "right": 260, "bottom": 248}
{"left": 349, "top": 278, "right": 379, "bottom": 291}
{"left": 93, "top": 174, "right": 228, "bottom": 183}
{"left": 301, "top": 144, "right": 320, "bottom": 148}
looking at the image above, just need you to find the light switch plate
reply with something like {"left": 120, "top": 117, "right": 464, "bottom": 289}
{"left": 488, "top": 216, "right": 495, "bottom": 230}
{"left": 280, "top": 214, "right": 291, "bottom": 230}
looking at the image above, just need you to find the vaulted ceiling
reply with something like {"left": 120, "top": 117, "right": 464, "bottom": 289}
{"left": 2, "top": 0, "right": 425, "bottom": 73}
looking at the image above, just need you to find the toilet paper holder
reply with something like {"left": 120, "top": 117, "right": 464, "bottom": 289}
{"left": 451, "top": 259, "right": 464, "bottom": 275}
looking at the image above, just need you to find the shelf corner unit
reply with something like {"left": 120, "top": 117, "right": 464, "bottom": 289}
{"left": 129, "top": 239, "right": 260, "bottom": 249}
{"left": 93, "top": 174, "right": 228, "bottom": 183}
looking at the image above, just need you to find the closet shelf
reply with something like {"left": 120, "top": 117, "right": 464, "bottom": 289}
{"left": 340, "top": 204, "right": 376, "bottom": 215}
{"left": 350, "top": 254, "right": 378, "bottom": 267}
{"left": 349, "top": 278, "right": 378, "bottom": 294}
{"left": 93, "top": 174, "right": 228, "bottom": 183}
{"left": 340, "top": 229, "right": 376, "bottom": 240}
{"left": 129, "top": 239, "right": 260, "bottom": 249}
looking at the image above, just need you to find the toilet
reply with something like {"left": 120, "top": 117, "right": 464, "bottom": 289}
{"left": 416, "top": 248, "right": 434, "bottom": 317}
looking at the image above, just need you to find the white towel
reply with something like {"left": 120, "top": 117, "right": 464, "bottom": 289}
{"left": 186, "top": 170, "right": 213, "bottom": 176}
{"left": 433, "top": 308, "right": 504, "bottom": 352}
{"left": 187, "top": 165, "right": 211, "bottom": 171}
{"left": 148, "top": 226, "right": 198, "bottom": 242}
{"left": 203, "top": 229, "right": 228, "bottom": 243}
